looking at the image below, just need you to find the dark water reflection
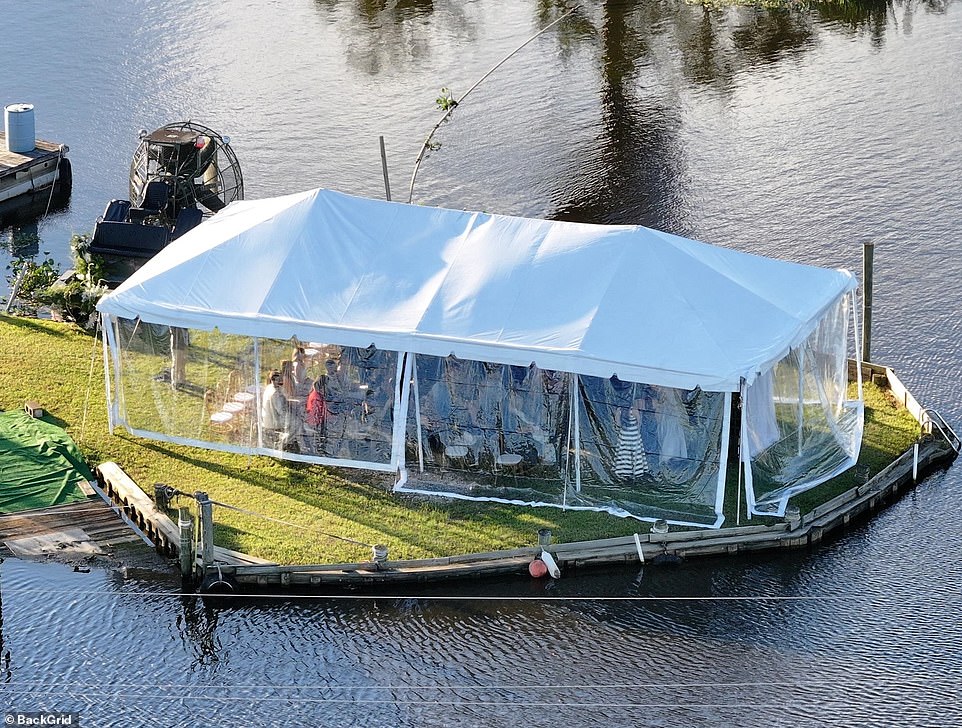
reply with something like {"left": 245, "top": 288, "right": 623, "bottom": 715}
{"left": 3, "top": 542, "right": 961, "bottom": 726}
{"left": 1, "top": 0, "right": 961, "bottom": 724}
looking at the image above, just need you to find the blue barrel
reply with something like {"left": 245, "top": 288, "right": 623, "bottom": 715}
{"left": 4, "top": 103, "right": 36, "bottom": 153}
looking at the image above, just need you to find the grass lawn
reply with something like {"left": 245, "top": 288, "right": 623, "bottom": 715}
{"left": 0, "top": 314, "right": 922, "bottom": 565}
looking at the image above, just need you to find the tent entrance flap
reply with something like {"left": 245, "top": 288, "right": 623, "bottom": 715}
{"left": 744, "top": 294, "right": 863, "bottom": 516}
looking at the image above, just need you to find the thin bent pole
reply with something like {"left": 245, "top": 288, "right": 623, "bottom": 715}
{"left": 407, "top": 6, "right": 578, "bottom": 204}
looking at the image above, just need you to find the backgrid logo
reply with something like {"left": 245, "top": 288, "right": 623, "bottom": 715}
{"left": 4, "top": 714, "right": 79, "bottom": 726}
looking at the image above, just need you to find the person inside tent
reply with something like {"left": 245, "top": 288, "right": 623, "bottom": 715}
{"left": 650, "top": 385, "right": 690, "bottom": 478}
{"left": 261, "top": 369, "right": 304, "bottom": 452}
{"left": 305, "top": 374, "right": 329, "bottom": 454}
{"left": 291, "top": 346, "right": 312, "bottom": 396}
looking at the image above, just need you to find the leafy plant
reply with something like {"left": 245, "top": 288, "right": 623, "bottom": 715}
{"left": 1, "top": 235, "right": 109, "bottom": 326}
{"left": 2, "top": 253, "right": 61, "bottom": 315}
{"left": 435, "top": 87, "right": 458, "bottom": 112}
{"left": 44, "top": 277, "right": 107, "bottom": 328}
{"left": 70, "top": 233, "right": 110, "bottom": 287}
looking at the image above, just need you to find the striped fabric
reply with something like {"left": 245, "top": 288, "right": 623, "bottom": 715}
{"left": 614, "top": 412, "right": 649, "bottom": 480}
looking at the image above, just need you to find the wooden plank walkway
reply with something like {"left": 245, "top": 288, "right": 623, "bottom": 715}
{"left": 0, "top": 132, "right": 63, "bottom": 174}
{"left": 0, "top": 498, "right": 149, "bottom": 560}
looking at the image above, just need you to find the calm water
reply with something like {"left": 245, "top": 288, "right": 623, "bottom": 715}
{"left": 2, "top": 1, "right": 961, "bottom": 725}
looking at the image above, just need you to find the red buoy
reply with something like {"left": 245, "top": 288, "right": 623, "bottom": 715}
{"left": 528, "top": 558, "right": 548, "bottom": 578}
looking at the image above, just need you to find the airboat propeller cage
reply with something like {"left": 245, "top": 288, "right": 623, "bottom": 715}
{"left": 129, "top": 121, "right": 243, "bottom": 221}
{"left": 96, "top": 188, "right": 863, "bottom": 527}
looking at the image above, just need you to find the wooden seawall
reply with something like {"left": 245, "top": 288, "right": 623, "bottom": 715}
{"left": 91, "top": 360, "right": 958, "bottom": 592}
{"left": 214, "top": 435, "right": 954, "bottom": 589}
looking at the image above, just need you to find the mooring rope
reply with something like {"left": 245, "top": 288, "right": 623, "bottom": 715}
{"left": 38, "top": 145, "right": 66, "bottom": 226}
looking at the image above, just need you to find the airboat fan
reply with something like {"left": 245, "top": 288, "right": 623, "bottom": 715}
{"left": 129, "top": 121, "right": 244, "bottom": 224}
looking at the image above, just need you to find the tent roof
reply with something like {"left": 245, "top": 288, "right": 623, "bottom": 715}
{"left": 97, "top": 188, "right": 856, "bottom": 391}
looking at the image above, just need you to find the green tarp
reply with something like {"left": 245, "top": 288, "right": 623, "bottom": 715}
{"left": 0, "top": 410, "right": 92, "bottom": 513}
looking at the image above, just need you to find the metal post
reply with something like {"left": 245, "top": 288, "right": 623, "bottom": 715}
{"left": 196, "top": 492, "right": 214, "bottom": 569}
{"left": 379, "top": 136, "right": 392, "bottom": 202}
{"left": 178, "top": 507, "right": 195, "bottom": 580}
{"left": 862, "top": 242, "right": 874, "bottom": 363}
{"left": 154, "top": 483, "right": 171, "bottom": 511}
{"left": 4, "top": 267, "right": 25, "bottom": 313}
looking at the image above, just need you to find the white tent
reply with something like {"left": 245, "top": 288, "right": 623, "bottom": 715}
{"left": 97, "top": 188, "right": 863, "bottom": 526}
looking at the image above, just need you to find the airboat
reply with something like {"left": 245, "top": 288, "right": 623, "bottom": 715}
{"left": 83, "top": 121, "right": 243, "bottom": 286}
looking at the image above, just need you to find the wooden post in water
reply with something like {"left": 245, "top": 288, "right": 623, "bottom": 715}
{"left": 196, "top": 492, "right": 214, "bottom": 569}
{"left": 178, "top": 507, "right": 195, "bottom": 580}
{"left": 862, "top": 242, "right": 874, "bottom": 363}
{"left": 379, "top": 136, "right": 392, "bottom": 202}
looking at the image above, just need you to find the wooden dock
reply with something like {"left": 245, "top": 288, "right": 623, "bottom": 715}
{"left": 0, "top": 132, "right": 71, "bottom": 224}
{"left": 0, "top": 497, "right": 160, "bottom": 566}
{"left": 0, "top": 134, "right": 64, "bottom": 172}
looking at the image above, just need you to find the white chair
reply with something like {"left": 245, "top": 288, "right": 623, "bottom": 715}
{"left": 445, "top": 444, "right": 470, "bottom": 469}
{"left": 494, "top": 452, "right": 523, "bottom": 487}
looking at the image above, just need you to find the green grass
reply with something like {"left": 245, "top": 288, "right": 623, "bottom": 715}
{"left": 0, "top": 315, "right": 921, "bottom": 564}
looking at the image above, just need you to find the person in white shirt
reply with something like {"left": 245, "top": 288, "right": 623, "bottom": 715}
{"left": 261, "top": 369, "right": 303, "bottom": 450}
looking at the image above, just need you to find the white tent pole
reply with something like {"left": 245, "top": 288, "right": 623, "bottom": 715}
{"left": 742, "top": 386, "right": 757, "bottom": 519}
{"left": 573, "top": 373, "right": 582, "bottom": 496}
{"left": 561, "top": 373, "right": 574, "bottom": 510}
{"left": 738, "top": 378, "right": 751, "bottom": 525}
{"left": 797, "top": 347, "right": 805, "bottom": 456}
{"left": 390, "top": 352, "right": 411, "bottom": 471}
{"left": 851, "top": 290, "right": 864, "bottom": 398}
{"left": 737, "top": 399, "right": 743, "bottom": 525}
{"left": 108, "top": 314, "right": 127, "bottom": 430}
{"left": 716, "top": 391, "right": 733, "bottom": 524}
{"left": 253, "top": 338, "right": 263, "bottom": 449}
{"left": 411, "top": 355, "right": 424, "bottom": 472}
{"left": 101, "top": 314, "right": 115, "bottom": 433}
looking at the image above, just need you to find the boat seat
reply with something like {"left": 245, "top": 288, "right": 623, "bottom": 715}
{"left": 128, "top": 180, "right": 171, "bottom": 223}
{"left": 101, "top": 199, "right": 131, "bottom": 222}
{"left": 89, "top": 220, "right": 169, "bottom": 258}
{"left": 170, "top": 207, "right": 203, "bottom": 240}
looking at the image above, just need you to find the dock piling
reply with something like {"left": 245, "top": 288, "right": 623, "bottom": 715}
{"left": 196, "top": 492, "right": 214, "bottom": 569}
{"left": 862, "top": 242, "right": 874, "bottom": 362}
{"left": 178, "top": 507, "right": 195, "bottom": 581}
{"left": 379, "top": 136, "right": 392, "bottom": 202}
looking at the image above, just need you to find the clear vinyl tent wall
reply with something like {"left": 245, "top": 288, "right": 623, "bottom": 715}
{"left": 394, "top": 354, "right": 731, "bottom": 527}
{"left": 101, "top": 315, "right": 733, "bottom": 527}
{"left": 101, "top": 315, "right": 403, "bottom": 472}
{"left": 741, "top": 291, "right": 864, "bottom": 516}
{"left": 99, "top": 289, "right": 859, "bottom": 528}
